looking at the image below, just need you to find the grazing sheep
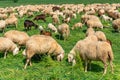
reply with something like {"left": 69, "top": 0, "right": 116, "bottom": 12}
{"left": 39, "top": 26, "right": 52, "bottom": 36}
{"left": 95, "top": 31, "right": 107, "bottom": 41}
{"left": 0, "top": 20, "right": 6, "bottom": 33}
{"left": 68, "top": 38, "right": 114, "bottom": 75}
{"left": 68, "top": 35, "right": 98, "bottom": 65}
{"left": 5, "top": 14, "right": 18, "bottom": 28}
{"left": 86, "top": 27, "right": 95, "bottom": 37}
{"left": 112, "top": 18, "right": 120, "bottom": 32}
{"left": 62, "top": 17, "right": 71, "bottom": 23}
{"left": 52, "top": 14, "right": 60, "bottom": 24}
{"left": 101, "top": 15, "right": 112, "bottom": 21}
{"left": 71, "top": 22, "right": 83, "bottom": 30}
{"left": 52, "top": 6, "right": 62, "bottom": 12}
{"left": 48, "top": 23, "right": 57, "bottom": 33}
{"left": 23, "top": 35, "right": 64, "bottom": 69}
{"left": 33, "top": 14, "right": 46, "bottom": 22}
{"left": 4, "top": 30, "right": 29, "bottom": 48}
{"left": 0, "top": 37, "right": 19, "bottom": 59}
{"left": 86, "top": 19, "right": 103, "bottom": 29}
{"left": 24, "top": 20, "right": 38, "bottom": 31}
{"left": 57, "top": 23, "right": 70, "bottom": 40}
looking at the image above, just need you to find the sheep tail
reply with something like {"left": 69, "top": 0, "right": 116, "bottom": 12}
{"left": 108, "top": 51, "right": 114, "bottom": 62}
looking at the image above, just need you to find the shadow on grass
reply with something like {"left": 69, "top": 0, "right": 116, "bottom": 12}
{"left": 23, "top": 54, "right": 44, "bottom": 65}
{"left": 87, "top": 63, "right": 103, "bottom": 72}
{"left": 55, "top": 34, "right": 64, "bottom": 40}
{"left": 0, "top": 52, "right": 4, "bottom": 58}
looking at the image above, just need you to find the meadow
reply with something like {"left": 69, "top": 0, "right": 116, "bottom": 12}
{"left": 0, "top": 0, "right": 120, "bottom": 80}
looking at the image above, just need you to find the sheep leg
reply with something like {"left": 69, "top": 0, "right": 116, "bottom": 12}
{"left": 24, "top": 58, "right": 30, "bottom": 69}
{"left": 88, "top": 60, "right": 92, "bottom": 70}
{"left": 103, "top": 62, "right": 108, "bottom": 75}
{"left": 110, "top": 60, "right": 114, "bottom": 74}
{"left": 4, "top": 51, "right": 7, "bottom": 59}
{"left": 29, "top": 59, "right": 32, "bottom": 66}
{"left": 84, "top": 60, "right": 88, "bottom": 72}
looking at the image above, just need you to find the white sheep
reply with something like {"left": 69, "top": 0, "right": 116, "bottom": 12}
{"left": 4, "top": 30, "right": 29, "bottom": 48}
{"left": 52, "top": 14, "right": 60, "bottom": 24}
{"left": 23, "top": 35, "right": 64, "bottom": 69}
{"left": 5, "top": 14, "right": 18, "bottom": 28}
{"left": 0, "top": 20, "right": 6, "bottom": 33}
{"left": 86, "top": 27, "right": 95, "bottom": 37}
{"left": 57, "top": 23, "right": 70, "bottom": 40}
{"left": 48, "top": 23, "right": 57, "bottom": 33}
{"left": 86, "top": 19, "right": 103, "bottom": 29}
{"left": 101, "top": 15, "right": 112, "bottom": 21}
{"left": 68, "top": 38, "right": 113, "bottom": 75}
{"left": 0, "top": 37, "right": 19, "bottom": 59}
{"left": 112, "top": 18, "right": 120, "bottom": 32}
{"left": 71, "top": 22, "right": 83, "bottom": 30}
{"left": 95, "top": 31, "right": 107, "bottom": 41}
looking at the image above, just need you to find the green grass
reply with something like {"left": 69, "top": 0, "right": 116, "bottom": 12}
{"left": 0, "top": 0, "right": 120, "bottom": 7}
{"left": 0, "top": 0, "right": 120, "bottom": 80}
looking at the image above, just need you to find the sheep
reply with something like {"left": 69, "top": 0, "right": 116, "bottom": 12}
{"left": 24, "top": 20, "right": 38, "bottom": 31}
{"left": 112, "top": 18, "right": 120, "bottom": 32}
{"left": 101, "top": 15, "right": 112, "bottom": 21}
{"left": 33, "top": 14, "right": 46, "bottom": 22}
{"left": 52, "top": 6, "right": 62, "bottom": 12}
{"left": 95, "top": 31, "right": 107, "bottom": 41}
{"left": 5, "top": 14, "right": 18, "bottom": 28}
{"left": 39, "top": 26, "right": 52, "bottom": 36}
{"left": 57, "top": 23, "right": 70, "bottom": 40}
{"left": 23, "top": 35, "right": 64, "bottom": 69}
{"left": 0, "top": 20, "right": 6, "bottom": 33}
{"left": 0, "top": 37, "right": 19, "bottom": 59}
{"left": 48, "top": 23, "right": 57, "bottom": 33}
{"left": 68, "top": 35, "right": 98, "bottom": 65}
{"left": 62, "top": 17, "right": 71, "bottom": 23}
{"left": 4, "top": 30, "right": 29, "bottom": 48}
{"left": 86, "top": 27, "right": 95, "bottom": 37}
{"left": 52, "top": 14, "right": 60, "bottom": 24}
{"left": 71, "top": 22, "right": 83, "bottom": 30}
{"left": 68, "top": 38, "right": 113, "bottom": 75}
{"left": 86, "top": 19, "right": 103, "bottom": 29}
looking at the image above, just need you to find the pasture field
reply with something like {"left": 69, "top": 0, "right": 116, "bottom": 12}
{"left": 0, "top": 0, "right": 120, "bottom": 80}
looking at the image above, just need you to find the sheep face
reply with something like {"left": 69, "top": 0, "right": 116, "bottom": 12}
{"left": 57, "top": 53, "right": 64, "bottom": 61}
{"left": 68, "top": 54, "right": 76, "bottom": 66}
{"left": 22, "top": 49, "right": 26, "bottom": 56}
{"left": 13, "top": 47, "right": 19, "bottom": 55}
{"left": 68, "top": 54, "right": 74, "bottom": 62}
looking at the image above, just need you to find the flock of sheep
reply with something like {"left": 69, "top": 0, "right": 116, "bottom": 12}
{"left": 0, "top": 3, "right": 120, "bottom": 75}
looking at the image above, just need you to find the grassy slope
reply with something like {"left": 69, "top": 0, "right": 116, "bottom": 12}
{"left": 0, "top": 0, "right": 120, "bottom": 80}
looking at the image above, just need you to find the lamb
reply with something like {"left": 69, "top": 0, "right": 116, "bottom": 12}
{"left": 0, "top": 37, "right": 19, "bottom": 59}
{"left": 52, "top": 14, "right": 60, "bottom": 24}
{"left": 39, "top": 26, "right": 52, "bottom": 36}
{"left": 57, "top": 23, "right": 70, "bottom": 40}
{"left": 0, "top": 20, "right": 6, "bottom": 33}
{"left": 86, "top": 19, "right": 103, "bottom": 29}
{"left": 71, "top": 22, "right": 83, "bottom": 30}
{"left": 86, "top": 27, "right": 95, "bottom": 37}
{"left": 33, "top": 14, "right": 46, "bottom": 22}
{"left": 101, "top": 15, "right": 112, "bottom": 21}
{"left": 4, "top": 30, "right": 29, "bottom": 48}
{"left": 5, "top": 14, "right": 18, "bottom": 28}
{"left": 95, "top": 31, "right": 107, "bottom": 41}
{"left": 112, "top": 18, "right": 120, "bottom": 32}
{"left": 68, "top": 37, "right": 114, "bottom": 75}
{"left": 23, "top": 35, "right": 64, "bottom": 69}
{"left": 24, "top": 20, "right": 38, "bottom": 31}
{"left": 48, "top": 23, "right": 57, "bottom": 33}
